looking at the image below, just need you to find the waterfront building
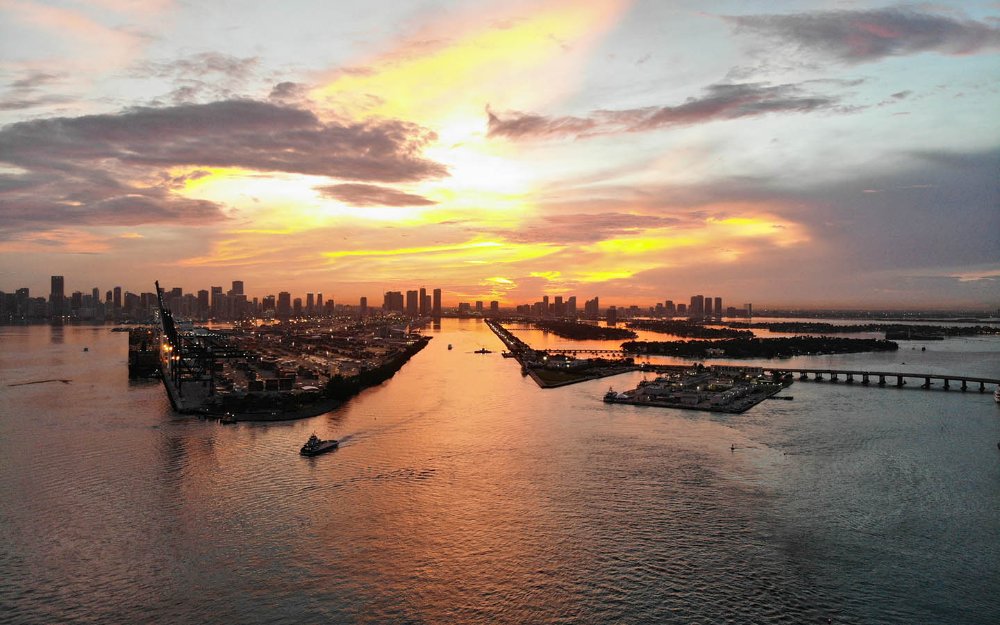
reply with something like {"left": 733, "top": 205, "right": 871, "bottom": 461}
{"left": 567, "top": 296, "right": 577, "bottom": 317}
{"left": 490, "top": 301, "right": 499, "bottom": 315}
{"left": 714, "top": 297, "right": 723, "bottom": 318}
{"left": 360, "top": 296, "right": 368, "bottom": 317}
{"left": 419, "top": 287, "right": 427, "bottom": 316}
{"left": 432, "top": 288, "right": 442, "bottom": 317}
{"left": 50, "top": 275, "right": 65, "bottom": 317}
{"left": 705, "top": 297, "right": 713, "bottom": 317}
{"left": 406, "top": 290, "right": 418, "bottom": 316}
{"left": 231, "top": 280, "right": 244, "bottom": 296}
{"left": 607, "top": 306, "right": 618, "bottom": 325}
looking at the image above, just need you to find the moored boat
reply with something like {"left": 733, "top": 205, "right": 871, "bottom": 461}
{"left": 994, "top": 387, "right": 1000, "bottom": 403}
{"left": 300, "top": 433, "right": 338, "bottom": 456}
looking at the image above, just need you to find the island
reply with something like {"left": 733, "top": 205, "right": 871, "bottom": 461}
{"left": 621, "top": 336, "right": 899, "bottom": 358}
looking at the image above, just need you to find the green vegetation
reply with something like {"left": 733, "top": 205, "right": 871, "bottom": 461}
{"left": 534, "top": 320, "right": 637, "bottom": 340}
{"left": 627, "top": 320, "right": 752, "bottom": 339}
{"left": 622, "top": 336, "right": 898, "bottom": 358}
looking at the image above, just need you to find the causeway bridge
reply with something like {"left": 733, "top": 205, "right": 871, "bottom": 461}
{"left": 761, "top": 367, "right": 1000, "bottom": 392}
{"left": 642, "top": 363, "right": 1000, "bottom": 393}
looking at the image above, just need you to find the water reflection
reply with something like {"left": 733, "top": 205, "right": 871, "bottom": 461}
{"left": 0, "top": 322, "right": 998, "bottom": 624}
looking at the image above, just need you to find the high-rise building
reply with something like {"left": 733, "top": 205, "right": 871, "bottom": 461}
{"left": 317, "top": 293, "right": 324, "bottom": 316}
{"left": 554, "top": 296, "right": 564, "bottom": 316}
{"left": 475, "top": 301, "right": 483, "bottom": 313}
{"left": 677, "top": 303, "right": 687, "bottom": 315}
{"left": 276, "top": 292, "right": 291, "bottom": 320}
{"left": 50, "top": 275, "right": 65, "bottom": 317}
{"left": 419, "top": 288, "right": 427, "bottom": 316}
{"left": 665, "top": 300, "right": 675, "bottom": 316}
{"left": 714, "top": 297, "right": 722, "bottom": 318}
{"left": 197, "top": 290, "right": 209, "bottom": 319}
{"left": 293, "top": 298, "right": 302, "bottom": 317}
{"left": 360, "top": 296, "right": 368, "bottom": 317}
{"left": 432, "top": 288, "right": 442, "bottom": 317}
{"left": 566, "top": 296, "right": 577, "bottom": 317}
{"left": 689, "top": 295, "right": 704, "bottom": 318}
{"left": 306, "top": 293, "right": 314, "bottom": 315}
{"left": 383, "top": 291, "right": 404, "bottom": 312}
{"left": 607, "top": 306, "right": 618, "bottom": 325}
{"left": 704, "top": 296, "right": 713, "bottom": 317}
{"left": 406, "top": 290, "right": 419, "bottom": 315}
{"left": 231, "top": 281, "right": 244, "bottom": 296}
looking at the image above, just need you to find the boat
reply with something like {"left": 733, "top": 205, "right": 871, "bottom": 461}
{"left": 300, "top": 433, "right": 338, "bottom": 456}
{"left": 994, "top": 387, "right": 1000, "bottom": 403}
{"left": 83, "top": 347, "right": 89, "bottom": 352}
{"left": 474, "top": 348, "right": 492, "bottom": 354}
{"left": 448, "top": 344, "right": 453, "bottom": 350}
{"left": 604, "top": 387, "right": 617, "bottom": 402}
{"left": 220, "top": 412, "right": 237, "bottom": 424}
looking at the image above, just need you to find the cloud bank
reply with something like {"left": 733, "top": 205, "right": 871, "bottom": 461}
{"left": 0, "top": 99, "right": 447, "bottom": 237}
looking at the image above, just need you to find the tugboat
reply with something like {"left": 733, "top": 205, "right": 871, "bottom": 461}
{"left": 300, "top": 433, "right": 339, "bottom": 456}
{"left": 604, "top": 387, "right": 618, "bottom": 402}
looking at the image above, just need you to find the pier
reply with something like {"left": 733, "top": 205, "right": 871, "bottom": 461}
{"left": 486, "top": 319, "right": 639, "bottom": 388}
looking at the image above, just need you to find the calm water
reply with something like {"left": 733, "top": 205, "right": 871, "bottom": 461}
{"left": 1, "top": 320, "right": 999, "bottom": 624}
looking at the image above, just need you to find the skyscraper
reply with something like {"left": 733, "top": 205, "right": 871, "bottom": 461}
{"left": 406, "top": 290, "right": 418, "bottom": 316}
{"left": 231, "top": 280, "right": 244, "bottom": 296}
{"left": 432, "top": 288, "right": 442, "bottom": 317}
{"left": 50, "top": 275, "right": 64, "bottom": 317}
{"left": 714, "top": 297, "right": 722, "bottom": 318}
{"left": 276, "top": 292, "right": 291, "bottom": 320}
{"left": 419, "top": 287, "right": 427, "bottom": 316}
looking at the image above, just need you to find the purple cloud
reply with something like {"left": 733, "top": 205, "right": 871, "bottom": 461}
{"left": 316, "top": 183, "right": 436, "bottom": 207}
{"left": 488, "top": 82, "right": 842, "bottom": 140}
{"left": 726, "top": 7, "right": 1000, "bottom": 63}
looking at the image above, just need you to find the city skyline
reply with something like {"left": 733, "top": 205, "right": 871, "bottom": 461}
{"left": 2, "top": 272, "right": 762, "bottom": 322}
{"left": 1, "top": 1, "right": 999, "bottom": 308}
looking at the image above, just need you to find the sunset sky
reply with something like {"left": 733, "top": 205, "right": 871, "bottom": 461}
{"left": 1, "top": 0, "right": 998, "bottom": 308}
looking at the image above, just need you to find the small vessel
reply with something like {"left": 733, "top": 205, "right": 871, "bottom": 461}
{"left": 604, "top": 387, "right": 617, "bottom": 402}
{"left": 994, "top": 387, "right": 1000, "bottom": 403}
{"left": 220, "top": 412, "right": 237, "bottom": 424}
{"left": 83, "top": 347, "right": 89, "bottom": 352}
{"left": 448, "top": 344, "right": 453, "bottom": 350}
{"left": 474, "top": 348, "right": 492, "bottom": 354}
{"left": 300, "top": 433, "right": 338, "bottom": 456}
